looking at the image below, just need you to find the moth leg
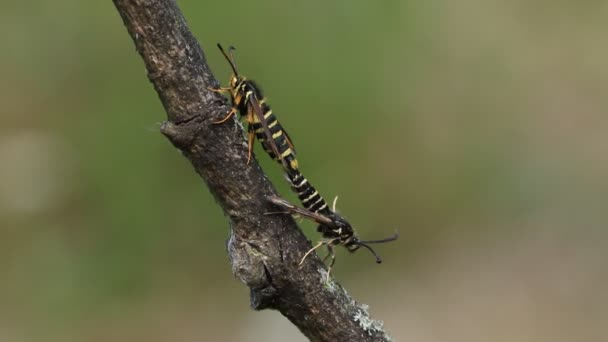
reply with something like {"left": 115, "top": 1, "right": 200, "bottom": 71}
{"left": 322, "top": 249, "right": 332, "bottom": 263}
{"left": 325, "top": 244, "right": 336, "bottom": 282}
{"left": 246, "top": 126, "right": 255, "bottom": 165}
{"left": 263, "top": 211, "right": 291, "bottom": 216}
{"left": 299, "top": 241, "right": 325, "bottom": 266}
{"left": 207, "top": 86, "right": 231, "bottom": 93}
{"left": 213, "top": 106, "right": 237, "bottom": 124}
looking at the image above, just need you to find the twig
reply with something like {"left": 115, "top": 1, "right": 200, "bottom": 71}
{"left": 112, "top": 1, "right": 391, "bottom": 340}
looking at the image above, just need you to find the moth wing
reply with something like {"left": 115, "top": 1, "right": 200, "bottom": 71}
{"left": 248, "top": 94, "right": 288, "bottom": 169}
{"left": 268, "top": 196, "right": 333, "bottom": 226}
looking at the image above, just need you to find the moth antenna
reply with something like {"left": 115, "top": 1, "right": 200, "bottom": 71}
{"left": 217, "top": 43, "right": 239, "bottom": 76}
{"left": 357, "top": 242, "right": 383, "bottom": 264}
{"left": 358, "top": 232, "right": 399, "bottom": 244}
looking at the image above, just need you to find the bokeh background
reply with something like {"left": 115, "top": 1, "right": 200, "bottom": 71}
{"left": 2, "top": 1, "right": 607, "bottom": 341}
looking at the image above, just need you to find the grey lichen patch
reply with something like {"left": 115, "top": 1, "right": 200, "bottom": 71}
{"left": 318, "top": 269, "right": 392, "bottom": 339}
{"left": 353, "top": 304, "right": 390, "bottom": 340}
{"left": 318, "top": 268, "right": 339, "bottom": 292}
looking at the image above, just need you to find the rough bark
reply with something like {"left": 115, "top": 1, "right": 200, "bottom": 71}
{"left": 112, "top": 1, "right": 391, "bottom": 341}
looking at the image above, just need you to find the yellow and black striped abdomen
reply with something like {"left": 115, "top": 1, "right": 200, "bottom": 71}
{"left": 287, "top": 171, "right": 330, "bottom": 215}
{"left": 248, "top": 95, "right": 299, "bottom": 171}
{"left": 229, "top": 79, "right": 299, "bottom": 171}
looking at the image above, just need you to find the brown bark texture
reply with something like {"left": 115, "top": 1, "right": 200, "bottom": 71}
{"left": 112, "top": 1, "right": 391, "bottom": 341}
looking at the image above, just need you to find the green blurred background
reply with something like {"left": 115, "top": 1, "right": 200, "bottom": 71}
{"left": 1, "top": 1, "right": 607, "bottom": 341}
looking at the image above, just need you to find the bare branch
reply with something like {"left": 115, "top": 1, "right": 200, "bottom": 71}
{"left": 112, "top": 1, "right": 391, "bottom": 340}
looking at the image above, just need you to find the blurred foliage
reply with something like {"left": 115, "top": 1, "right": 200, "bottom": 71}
{"left": 0, "top": 0, "right": 607, "bottom": 341}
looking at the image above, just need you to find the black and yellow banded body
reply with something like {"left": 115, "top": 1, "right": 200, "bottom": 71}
{"left": 271, "top": 170, "right": 399, "bottom": 271}
{"left": 213, "top": 44, "right": 298, "bottom": 171}
{"left": 280, "top": 153, "right": 399, "bottom": 268}
{"left": 285, "top": 169, "right": 363, "bottom": 252}
{"left": 239, "top": 81, "right": 299, "bottom": 171}
{"left": 287, "top": 171, "right": 330, "bottom": 216}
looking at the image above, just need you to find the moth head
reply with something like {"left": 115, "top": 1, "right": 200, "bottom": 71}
{"left": 229, "top": 75, "right": 240, "bottom": 88}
